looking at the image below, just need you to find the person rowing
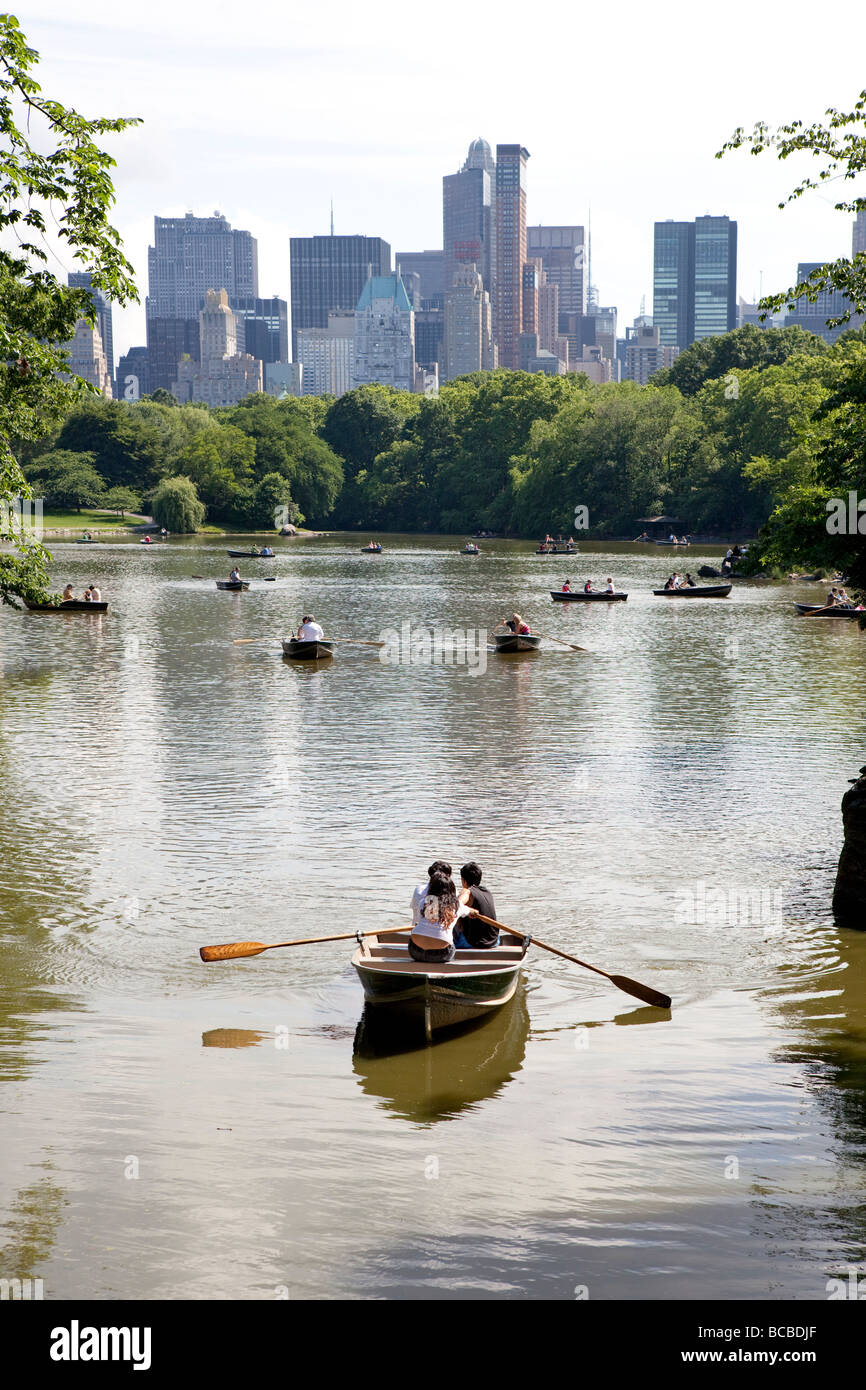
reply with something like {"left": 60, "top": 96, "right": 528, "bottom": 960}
{"left": 296, "top": 614, "right": 324, "bottom": 641}
{"left": 502, "top": 612, "right": 531, "bottom": 635}
{"left": 88, "top": 583, "right": 102, "bottom": 602}
{"left": 663, "top": 572, "right": 678, "bottom": 591}
{"left": 682, "top": 573, "right": 696, "bottom": 588}
{"left": 250, "top": 544, "right": 261, "bottom": 556}
{"left": 583, "top": 578, "right": 595, "bottom": 593}
{"left": 455, "top": 861, "right": 499, "bottom": 950}
{"left": 561, "top": 579, "right": 572, "bottom": 592}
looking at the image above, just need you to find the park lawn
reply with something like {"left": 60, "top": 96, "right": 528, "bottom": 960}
{"left": 41, "top": 509, "right": 149, "bottom": 530}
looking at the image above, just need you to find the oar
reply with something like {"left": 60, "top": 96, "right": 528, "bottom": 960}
{"left": 473, "top": 913, "right": 671, "bottom": 1009}
{"left": 232, "top": 636, "right": 385, "bottom": 647}
{"left": 200, "top": 924, "right": 413, "bottom": 961}
{"left": 533, "top": 630, "right": 590, "bottom": 653}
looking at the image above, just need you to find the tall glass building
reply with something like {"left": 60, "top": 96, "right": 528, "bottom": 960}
{"left": 693, "top": 216, "right": 737, "bottom": 341}
{"left": 289, "top": 235, "right": 391, "bottom": 360}
{"left": 653, "top": 221, "right": 695, "bottom": 349}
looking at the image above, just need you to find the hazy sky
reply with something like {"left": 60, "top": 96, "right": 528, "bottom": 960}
{"left": 24, "top": 0, "right": 866, "bottom": 364}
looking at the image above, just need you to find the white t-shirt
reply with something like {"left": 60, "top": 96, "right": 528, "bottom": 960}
{"left": 413, "top": 895, "right": 468, "bottom": 945}
{"left": 89, "top": 587, "right": 101, "bottom": 602}
{"left": 411, "top": 883, "right": 429, "bottom": 925}
{"left": 298, "top": 621, "right": 324, "bottom": 641}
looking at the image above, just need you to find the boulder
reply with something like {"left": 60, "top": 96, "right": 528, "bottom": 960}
{"left": 833, "top": 765, "right": 866, "bottom": 928}
{"left": 698, "top": 564, "right": 721, "bottom": 578}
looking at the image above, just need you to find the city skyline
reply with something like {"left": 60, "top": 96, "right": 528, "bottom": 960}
{"left": 28, "top": 2, "right": 866, "bottom": 365}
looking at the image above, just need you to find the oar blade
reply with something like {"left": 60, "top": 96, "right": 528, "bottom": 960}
{"left": 609, "top": 974, "right": 671, "bottom": 1009}
{"left": 200, "top": 941, "right": 267, "bottom": 962}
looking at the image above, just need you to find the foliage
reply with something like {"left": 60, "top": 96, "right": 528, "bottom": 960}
{"left": 103, "top": 485, "right": 141, "bottom": 516}
{"left": 0, "top": 14, "right": 139, "bottom": 605}
{"left": 652, "top": 324, "right": 826, "bottom": 396}
{"left": 151, "top": 475, "right": 205, "bottom": 533}
{"left": 26, "top": 449, "right": 105, "bottom": 512}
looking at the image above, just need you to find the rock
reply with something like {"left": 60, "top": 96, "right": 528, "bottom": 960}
{"left": 698, "top": 564, "right": 721, "bottom": 578}
{"left": 833, "top": 766, "right": 866, "bottom": 929}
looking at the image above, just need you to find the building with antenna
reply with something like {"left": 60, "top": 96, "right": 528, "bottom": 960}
{"left": 289, "top": 234, "right": 391, "bottom": 359}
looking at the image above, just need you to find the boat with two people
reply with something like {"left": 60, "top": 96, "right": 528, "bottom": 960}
{"left": 281, "top": 614, "right": 335, "bottom": 661}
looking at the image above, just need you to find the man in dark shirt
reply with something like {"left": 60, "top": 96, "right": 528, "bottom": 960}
{"left": 454, "top": 862, "right": 499, "bottom": 949}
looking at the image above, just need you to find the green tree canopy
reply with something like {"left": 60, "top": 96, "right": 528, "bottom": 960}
{"left": 151, "top": 475, "right": 205, "bottom": 533}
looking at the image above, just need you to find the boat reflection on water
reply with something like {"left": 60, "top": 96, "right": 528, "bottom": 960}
{"left": 352, "top": 985, "right": 530, "bottom": 1124}
{"left": 201, "top": 1027, "right": 270, "bottom": 1048}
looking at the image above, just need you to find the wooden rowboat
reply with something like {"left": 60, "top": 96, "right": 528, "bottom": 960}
{"left": 653, "top": 584, "right": 731, "bottom": 598}
{"left": 493, "top": 631, "right": 542, "bottom": 652}
{"left": 281, "top": 638, "right": 335, "bottom": 660}
{"left": 361, "top": 545, "right": 382, "bottom": 553}
{"left": 535, "top": 546, "right": 577, "bottom": 555}
{"left": 551, "top": 590, "right": 627, "bottom": 602}
{"left": 216, "top": 580, "right": 250, "bottom": 591}
{"left": 352, "top": 928, "right": 529, "bottom": 1042}
{"left": 461, "top": 545, "right": 480, "bottom": 554}
{"left": 226, "top": 549, "right": 275, "bottom": 558}
{"left": 24, "top": 599, "right": 108, "bottom": 612}
{"left": 794, "top": 602, "right": 863, "bottom": 619}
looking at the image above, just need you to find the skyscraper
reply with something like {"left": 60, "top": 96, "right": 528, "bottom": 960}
{"left": 172, "top": 289, "right": 262, "bottom": 407}
{"left": 63, "top": 320, "right": 113, "bottom": 398}
{"left": 784, "top": 262, "right": 865, "bottom": 342}
{"left": 352, "top": 273, "right": 415, "bottom": 391}
{"left": 231, "top": 297, "right": 289, "bottom": 365}
{"left": 443, "top": 139, "right": 495, "bottom": 296}
{"left": 653, "top": 221, "right": 695, "bottom": 349}
{"left": 527, "top": 226, "right": 585, "bottom": 318}
{"left": 146, "top": 211, "right": 258, "bottom": 390}
{"left": 68, "top": 272, "right": 114, "bottom": 388}
{"left": 853, "top": 210, "right": 866, "bottom": 257}
{"left": 443, "top": 264, "right": 494, "bottom": 382}
{"left": 693, "top": 215, "right": 737, "bottom": 341}
{"left": 289, "top": 235, "right": 391, "bottom": 359}
{"left": 494, "top": 144, "right": 530, "bottom": 369}
{"left": 297, "top": 314, "right": 355, "bottom": 397}
{"left": 395, "top": 251, "right": 446, "bottom": 307}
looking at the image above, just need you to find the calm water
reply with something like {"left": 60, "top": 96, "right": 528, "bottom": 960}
{"left": 1, "top": 534, "right": 865, "bottom": 1300}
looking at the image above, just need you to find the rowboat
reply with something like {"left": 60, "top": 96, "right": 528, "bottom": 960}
{"left": 352, "top": 928, "right": 529, "bottom": 1042}
{"left": 24, "top": 600, "right": 109, "bottom": 612}
{"left": 226, "top": 549, "right": 275, "bottom": 558}
{"left": 493, "top": 631, "right": 542, "bottom": 652}
{"left": 535, "top": 546, "right": 577, "bottom": 555}
{"left": 794, "top": 602, "right": 863, "bottom": 619}
{"left": 75, "top": 538, "right": 98, "bottom": 544}
{"left": 551, "top": 590, "right": 627, "bottom": 602}
{"left": 216, "top": 580, "right": 250, "bottom": 591}
{"left": 461, "top": 545, "right": 480, "bottom": 555}
{"left": 654, "top": 539, "right": 690, "bottom": 546}
{"left": 361, "top": 545, "right": 383, "bottom": 553}
{"left": 281, "top": 638, "right": 335, "bottom": 660}
{"left": 653, "top": 584, "right": 732, "bottom": 598}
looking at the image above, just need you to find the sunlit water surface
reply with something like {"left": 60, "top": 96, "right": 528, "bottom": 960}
{"left": 1, "top": 535, "right": 865, "bottom": 1299}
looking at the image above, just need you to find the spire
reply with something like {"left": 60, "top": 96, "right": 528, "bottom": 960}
{"left": 330, "top": 199, "right": 334, "bottom": 236}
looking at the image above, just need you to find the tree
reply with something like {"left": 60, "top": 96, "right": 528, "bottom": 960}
{"left": 718, "top": 92, "right": 866, "bottom": 325}
{"left": 652, "top": 324, "right": 826, "bottom": 396}
{"left": 27, "top": 448, "right": 108, "bottom": 509}
{"left": 0, "top": 15, "right": 138, "bottom": 605}
{"left": 104, "top": 485, "right": 141, "bottom": 516}
{"left": 151, "top": 476, "right": 205, "bottom": 532}
{"left": 245, "top": 472, "right": 300, "bottom": 530}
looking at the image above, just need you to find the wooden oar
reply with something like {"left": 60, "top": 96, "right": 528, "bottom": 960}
{"left": 473, "top": 914, "right": 671, "bottom": 1009}
{"left": 533, "top": 630, "right": 590, "bottom": 653}
{"left": 200, "top": 923, "right": 413, "bottom": 962}
{"left": 232, "top": 636, "right": 385, "bottom": 647}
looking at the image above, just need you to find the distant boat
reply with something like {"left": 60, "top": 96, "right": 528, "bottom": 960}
{"left": 361, "top": 544, "right": 383, "bottom": 553}
{"left": 551, "top": 590, "right": 627, "bottom": 602}
{"left": 461, "top": 544, "right": 481, "bottom": 555}
{"left": 226, "top": 549, "right": 275, "bottom": 558}
{"left": 536, "top": 545, "right": 577, "bottom": 555}
{"left": 493, "top": 631, "right": 542, "bottom": 652}
{"left": 794, "top": 602, "right": 862, "bottom": 619}
{"left": 653, "top": 584, "right": 731, "bottom": 598}
{"left": 281, "top": 638, "right": 335, "bottom": 660}
{"left": 216, "top": 580, "right": 250, "bottom": 591}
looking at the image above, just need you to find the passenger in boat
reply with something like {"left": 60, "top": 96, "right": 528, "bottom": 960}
{"left": 583, "top": 579, "right": 595, "bottom": 593}
{"left": 89, "top": 583, "right": 102, "bottom": 602}
{"left": 409, "top": 871, "right": 467, "bottom": 963}
{"left": 561, "top": 580, "right": 572, "bottom": 592}
{"left": 250, "top": 545, "right": 260, "bottom": 556}
{"left": 836, "top": 588, "right": 853, "bottom": 608}
{"left": 502, "top": 612, "right": 531, "bottom": 635}
{"left": 411, "top": 860, "right": 452, "bottom": 928}
{"left": 142, "top": 535, "right": 152, "bottom": 544}
{"left": 62, "top": 584, "right": 75, "bottom": 601}
{"left": 605, "top": 577, "right": 615, "bottom": 594}
{"left": 682, "top": 573, "right": 696, "bottom": 588}
{"left": 229, "top": 567, "right": 241, "bottom": 583}
{"left": 455, "top": 862, "right": 499, "bottom": 949}
{"left": 296, "top": 614, "right": 324, "bottom": 641}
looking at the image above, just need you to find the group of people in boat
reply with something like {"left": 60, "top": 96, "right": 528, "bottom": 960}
{"left": 500, "top": 613, "right": 532, "bottom": 634}
{"left": 562, "top": 577, "right": 616, "bottom": 594}
{"left": 823, "top": 586, "right": 856, "bottom": 609}
{"left": 248, "top": 544, "right": 275, "bottom": 557}
{"left": 662, "top": 572, "right": 697, "bottom": 590}
{"left": 62, "top": 583, "right": 102, "bottom": 602}
{"left": 539, "top": 534, "right": 577, "bottom": 553}
{"left": 409, "top": 860, "right": 500, "bottom": 963}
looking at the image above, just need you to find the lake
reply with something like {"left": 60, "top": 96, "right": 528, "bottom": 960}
{"left": 1, "top": 533, "right": 865, "bottom": 1299}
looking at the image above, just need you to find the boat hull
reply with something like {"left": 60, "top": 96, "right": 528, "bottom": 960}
{"left": 360, "top": 547, "right": 382, "bottom": 553}
{"left": 536, "top": 548, "right": 577, "bottom": 555}
{"left": 226, "top": 550, "right": 274, "bottom": 558}
{"left": 281, "top": 639, "right": 335, "bottom": 660}
{"left": 795, "top": 603, "right": 862, "bottom": 619}
{"left": 550, "top": 591, "right": 627, "bottom": 602}
{"left": 493, "top": 633, "right": 542, "bottom": 652}
{"left": 24, "top": 600, "right": 108, "bottom": 612}
{"left": 653, "top": 585, "right": 732, "bottom": 598}
{"left": 352, "top": 931, "right": 526, "bottom": 1041}
{"left": 216, "top": 581, "right": 250, "bottom": 590}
